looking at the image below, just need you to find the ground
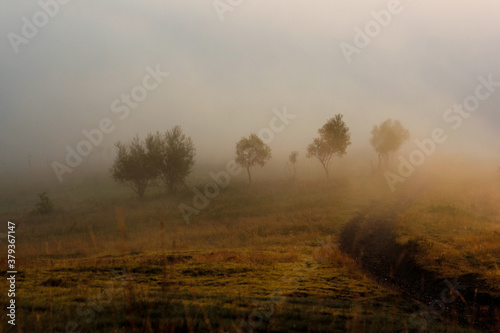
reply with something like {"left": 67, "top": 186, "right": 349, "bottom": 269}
{"left": 0, "top": 174, "right": 499, "bottom": 332}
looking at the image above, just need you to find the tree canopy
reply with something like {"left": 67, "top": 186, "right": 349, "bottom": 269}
{"left": 110, "top": 135, "right": 158, "bottom": 198}
{"left": 146, "top": 126, "right": 196, "bottom": 193}
{"left": 110, "top": 126, "right": 195, "bottom": 197}
{"left": 306, "top": 114, "right": 351, "bottom": 179}
{"left": 370, "top": 119, "right": 409, "bottom": 169}
{"left": 235, "top": 133, "right": 272, "bottom": 184}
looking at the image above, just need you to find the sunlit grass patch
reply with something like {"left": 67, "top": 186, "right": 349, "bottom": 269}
{"left": 1, "top": 175, "right": 497, "bottom": 331}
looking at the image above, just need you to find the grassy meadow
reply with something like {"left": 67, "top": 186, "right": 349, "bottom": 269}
{"left": 0, "top": 169, "right": 499, "bottom": 332}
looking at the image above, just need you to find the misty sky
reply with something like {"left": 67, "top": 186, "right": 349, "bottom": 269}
{"left": 1, "top": 0, "right": 500, "bottom": 180}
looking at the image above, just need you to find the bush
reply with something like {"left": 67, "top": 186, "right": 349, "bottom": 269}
{"left": 35, "top": 192, "right": 55, "bottom": 215}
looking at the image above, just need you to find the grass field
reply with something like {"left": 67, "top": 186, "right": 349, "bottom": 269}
{"left": 0, "top": 171, "right": 499, "bottom": 332}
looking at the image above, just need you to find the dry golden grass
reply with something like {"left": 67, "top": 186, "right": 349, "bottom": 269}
{"left": 395, "top": 173, "right": 500, "bottom": 295}
{"left": 0, "top": 171, "right": 497, "bottom": 331}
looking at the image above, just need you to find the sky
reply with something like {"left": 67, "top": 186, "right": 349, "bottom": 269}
{"left": 1, "top": 0, "right": 499, "bottom": 182}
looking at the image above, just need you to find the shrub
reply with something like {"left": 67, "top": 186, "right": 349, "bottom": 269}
{"left": 35, "top": 192, "right": 55, "bottom": 215}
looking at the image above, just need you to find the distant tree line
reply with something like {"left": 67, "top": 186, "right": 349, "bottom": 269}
{"left": 110, "top": 117, "right": 410, "bottom": 198}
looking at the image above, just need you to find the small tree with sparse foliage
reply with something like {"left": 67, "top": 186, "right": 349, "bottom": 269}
{"left": 110, "top": 135, "right": 158, "bottom": 198}
{"left": 235, "top": 134, "right": 272, "bottom": 184}
{"left": 370, "top": 119, "right": 409, "bottom": 170}
{"left": 35, "top": 192, "right": 55, "bottom": 215}
{"left": 288, "top": 150, "right": 299, "bottom": 181}
{"left": 307, "top": 114, "right": 351, "bottom": 179}
{"left": 146, "top": 126, "right": 196, "bottom": 194}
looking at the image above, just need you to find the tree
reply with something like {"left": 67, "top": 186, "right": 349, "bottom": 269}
{"left": 370, "top": 119, "right": 409, "bottom": 170}
{"left": 146, "top": 126, "right": 196, "bottom": 194}
{"left": 306, "top": 114, "right": 351, "bottom": 179}
{"left": 287, "top": 150, "right": 299, "bottom": 181}
{"left": 235, "top": 133, "right": 272, "bottom": 184}
{"left": 110, "top": 135, "right": 158, "bottom": 198}
{"left": 34, "top": 192, "right": 55, "bottom": 215}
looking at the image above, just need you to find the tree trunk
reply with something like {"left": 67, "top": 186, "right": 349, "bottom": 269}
{"left": 247, "top": 166, "right": 252, "bottom": 184}
{"left": 322, "top": 163, "right": 330, "bottom": 179}
{"left": 168, "top": 181, "right": 175, "bottom": 194}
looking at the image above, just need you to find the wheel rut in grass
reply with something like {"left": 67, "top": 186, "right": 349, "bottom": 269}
{"left": 339, "top": 204, "right": 500, "bottom": 331}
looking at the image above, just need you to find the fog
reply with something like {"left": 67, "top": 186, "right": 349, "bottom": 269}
{"left": 1, "top": 0, "right": 499, "bottom": 185}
